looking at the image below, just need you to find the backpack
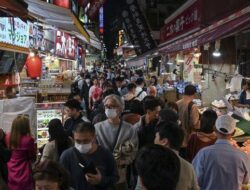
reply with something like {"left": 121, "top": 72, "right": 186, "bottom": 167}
{"left": 70, "top": 80, "right": 80, "bottom": 94}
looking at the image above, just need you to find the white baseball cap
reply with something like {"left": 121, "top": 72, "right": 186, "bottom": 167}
{"left": 215, "top": 115, "right": 236, "bottom": 135}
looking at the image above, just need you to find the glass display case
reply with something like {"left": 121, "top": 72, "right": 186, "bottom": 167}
{"left": 36, "top": 102, "right": 64, "bottom": 148}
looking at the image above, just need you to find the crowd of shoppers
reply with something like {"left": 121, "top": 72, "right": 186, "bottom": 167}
{"left": 1, "top": 67, "right": 250, "bottom": 190}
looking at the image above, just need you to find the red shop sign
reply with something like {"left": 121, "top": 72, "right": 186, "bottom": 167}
{"left": 160, "top": 1, "right": 202, "bottom": 43}
{"left": 55, "top": 31, "right": 76, "bottom": 60}
{"left": 87, "top": 0, "right": 107, "bottom": 20}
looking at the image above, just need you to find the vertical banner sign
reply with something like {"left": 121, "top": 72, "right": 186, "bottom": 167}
{"left": 87, "top": 0, "right": 107, "bottom": 20}
{"left": 77, "top": 0, "right": 90, "bottom": 9}
{"left": 121, "top": 0, "right": 156, "bottom": 55}
{"left": 55, "top": 31, "right": 76, "bottom": 60}
{"left": 99, "top": 6, "right": 104, "bottom": 34}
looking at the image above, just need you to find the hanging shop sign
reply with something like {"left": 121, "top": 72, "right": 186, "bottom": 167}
{"left": 121, "top": 0, "right": 156, "bottom": 55}
{"left": 0, "top": 17, "right": 29, "bottom": 48}
{"left": 55, "top": 31, "right": 77, "bottom": 60}
{"left": 160, "top": 1, "right": 201, "bottom": 43}
{"left": 87, "top": 0, "right": 107, "bottom": 20}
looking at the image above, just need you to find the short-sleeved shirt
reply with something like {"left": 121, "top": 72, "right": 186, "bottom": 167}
{"left": 192, "top": 139, "right": 250, "bottom": 190}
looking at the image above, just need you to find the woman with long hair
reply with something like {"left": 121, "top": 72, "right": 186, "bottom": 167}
{"left": 150, "top": 76, "right": 163, "bottom": 96}
{"left": 6, "top": 114, "right": 36, "bottom": 190}
{"left": 41, "top": 119, "right": 72, "bottom": 162}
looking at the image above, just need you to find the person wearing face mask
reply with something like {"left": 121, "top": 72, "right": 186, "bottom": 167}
{"left": 134, "top": 96, "right": 161, "bottom": 149}
{"left": 94, "top": 94, "right": 138, "bottom": 190}
{"left": 60, "top": 122, "right": 118, "bottom": 190}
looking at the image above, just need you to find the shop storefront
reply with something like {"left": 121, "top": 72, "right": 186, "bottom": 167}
{"left": 158, "top": 0, "right": 250, "bottom": 104}
{"left": 159, "top": 0, "right": 250, "bottom": 143}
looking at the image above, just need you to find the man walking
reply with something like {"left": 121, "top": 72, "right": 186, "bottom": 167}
{"left": 192, "top": 115, "right": 250, "bottom": 190}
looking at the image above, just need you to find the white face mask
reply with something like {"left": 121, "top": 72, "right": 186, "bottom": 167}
{"left": 105, "top": 108, "right": 118, "bottom": 119}
{"left": 75, "top": 142, "right": 92, "bottom": 154}
{"left": 86, "top": 79, "right": 91, "bottom": 84}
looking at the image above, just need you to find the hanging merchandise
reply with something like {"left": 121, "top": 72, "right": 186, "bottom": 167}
{"left": 25, "top": 55, "right": 42, "bottom": 78}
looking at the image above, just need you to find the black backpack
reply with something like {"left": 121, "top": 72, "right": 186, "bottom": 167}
{"left": 70, "top": 80, "right": 80, "bottom": 94}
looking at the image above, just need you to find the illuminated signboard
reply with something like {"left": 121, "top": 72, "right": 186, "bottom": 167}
{"left": 55, "top": 31, "right": 77, "bottom": 60}
{"left": 99, "top": 6, "right": 104, "bottom": 34}
{"left": 0, "top": 17, "right": 29, "bottom": 48}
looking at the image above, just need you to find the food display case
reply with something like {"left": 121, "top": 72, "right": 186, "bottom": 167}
{"left": 36, "top": 102, "right": 64, "bottom": 148}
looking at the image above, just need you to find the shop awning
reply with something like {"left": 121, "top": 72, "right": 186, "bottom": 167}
{"left": 87, "top": 29, "right": 101, "bottom": 50}
{"left": 24, "top": 0, "right": 90, "bottom": 43}
{"left": 0, "top": 0, "right": 28, "bottom": 17}
{"left": 159, "top": 6, "right": 250, "bottom": 54}
{"left": 126, "top": 57, "right": 146, "bottom": 68}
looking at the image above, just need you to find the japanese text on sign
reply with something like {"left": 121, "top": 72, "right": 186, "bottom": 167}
{"left": 0, "top": 17, "right": 29, "bottom": 48}
{"left": 160, "top": 1, "right": 201, "bottom": 43}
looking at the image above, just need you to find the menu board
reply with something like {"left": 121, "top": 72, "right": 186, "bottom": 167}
{"left": 37, "top": 109, "right": 63, "bottom": 148}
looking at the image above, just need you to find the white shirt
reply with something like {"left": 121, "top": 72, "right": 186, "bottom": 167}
{"left": 135, "top": 86, "right": 147, "bottom": 101}
{"left": 230, "top": 75, "right": 243, "bottom": 92}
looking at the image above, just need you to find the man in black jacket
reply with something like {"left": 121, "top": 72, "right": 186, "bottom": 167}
{"left": 134, "top": 96, "right": 161, "bottom": 149}
{"left": 60, "top": 122, "right": 118, "bottom": 190}
{"left": 64, "top": 99, "right": 88, "bottom": 137}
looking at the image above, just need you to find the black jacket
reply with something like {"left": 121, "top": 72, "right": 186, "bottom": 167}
{"left": 0, "top": 141, "right": 11, "bottom": 183}
{"left": 137, "top": 116, "right": 159, "bottom": 149}
{"left": 64, "top": 114, "right": 85, "bottom": 137}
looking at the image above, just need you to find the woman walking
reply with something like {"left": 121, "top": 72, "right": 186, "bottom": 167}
{"left": 6, "top": 115, "right": 36, "bottom": 190}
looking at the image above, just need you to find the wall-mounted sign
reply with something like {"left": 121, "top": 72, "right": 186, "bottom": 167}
{"left": 55, "top": 31, "right": 77, "bottom": 60}
{"left": 160, "top": 1, "right": 201, "bottom": 43}
{"left": 28, "top": 22, "right": 43, "bottom": 50}
{"left": 0, "top": 17, "right": 29, "bottom": 48}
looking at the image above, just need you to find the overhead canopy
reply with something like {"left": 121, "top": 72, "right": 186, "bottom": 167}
{"left": 86, "top": 29, "right": 101, "bottom": 50}
{"left": 0, "top": 0, "right": 28, "bottom": 17}
{"left": 126, "top": 57, "right": 146, "bottom": 68}
{"left": 24, "top": 0, "right": 90, "bottom": 43}
{"left": 159, "top": 6, "right": 250, "bottom": 54}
